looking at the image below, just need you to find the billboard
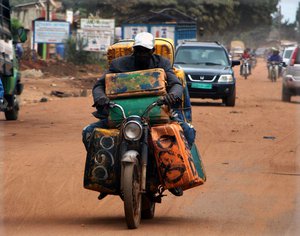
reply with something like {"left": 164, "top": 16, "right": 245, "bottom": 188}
{"left": 151, "top": 26, "right": 175, "bottom": 41}
{"left": 34, "top": 21, "right": 70, "bottom": 44}
{"left": 79, "top": 18, "right": 115, "bottom": 52}
{"left": 123, "top": 26, "right": 148, "bottom": 39}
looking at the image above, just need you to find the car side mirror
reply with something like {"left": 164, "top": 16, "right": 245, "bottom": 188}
{"left": 231, "top": 60, "right": 240, "bottom": 67}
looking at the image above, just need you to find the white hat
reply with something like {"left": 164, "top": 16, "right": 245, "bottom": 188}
{"left": 133, "top": 32, "right": 155, "bottom": 49}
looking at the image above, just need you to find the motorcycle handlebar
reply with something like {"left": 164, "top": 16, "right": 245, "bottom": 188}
{"left": 108, "top": 98, "right": 166, "bottom": 120}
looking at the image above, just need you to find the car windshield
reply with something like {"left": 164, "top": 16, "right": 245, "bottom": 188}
{"left": 175, "top": 46, "right": 229, "bottom": 66}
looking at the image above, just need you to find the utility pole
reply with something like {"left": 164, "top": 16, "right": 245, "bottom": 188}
{"left": 43, "top": 0, "right": 50, "bottom": 60}
{"left": 47, "top": 0, "right": 50, "bottom": 21}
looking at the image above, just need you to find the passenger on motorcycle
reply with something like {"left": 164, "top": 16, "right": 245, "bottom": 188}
{"left": 239, "top": 48, "right": 252, "bottom": 75}
{"left": 82, "top": 32, "right": 195, "bottom": 196}
{"left": 267, "top": 47, "right": 283, "bottom": 77}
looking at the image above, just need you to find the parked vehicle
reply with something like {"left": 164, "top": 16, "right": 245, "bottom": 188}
{"left": 174, "top": 41, "right": 240, "bottom": 106}
{"left": 240, "top": 58, "right": 251, "bottom": 79}
{"left": 0, "top": 0, "right": 27, "bottom": 120}
{"left": 282, "top": 46, "right": 296, "bottom": 65}
{"left": 282, "top": 46, "right": 300, "bottom": 102}
{"left": 230, "top": 40, "right": 245, "bottom": 59}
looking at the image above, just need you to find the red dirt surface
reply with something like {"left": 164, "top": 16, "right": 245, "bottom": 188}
{"left": 1, "top": 58, "right": 300, "bottom": 235}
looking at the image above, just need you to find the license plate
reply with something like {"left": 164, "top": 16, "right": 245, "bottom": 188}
{"left": 191, "top": 83, "right": 212, "bottom": 89}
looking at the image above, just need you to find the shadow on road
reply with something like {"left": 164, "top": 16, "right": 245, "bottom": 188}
{"left": 191, "top": 101, "right": 224, "bottom": 107}
{"left": 2, "top": 214, "right": 209, "bottom": 230}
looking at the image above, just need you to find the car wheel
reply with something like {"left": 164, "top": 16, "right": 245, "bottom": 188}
{"left": 223, "top": 88, "right": 236, "bottom": 107}
{"left": 281, "top": 86, "right": 291, "bottom": 102}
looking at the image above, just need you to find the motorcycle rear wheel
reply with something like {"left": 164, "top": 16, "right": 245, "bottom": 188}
{"left": 123, "top": 163, "right": 141, "bottom": 229}
{"left": 141, "top": 195, "right": 156, "bottom": 219}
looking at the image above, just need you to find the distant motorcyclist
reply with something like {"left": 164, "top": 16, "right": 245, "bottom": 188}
{"left": 267, "top": 47, "right": 283, "bottom": 77}
{"left": 82, "top": 32, "right": 195, "bottom": 197}
{"left": 240, "top": 48, "right": 252, "bottom": 75}
{"left": 267, "top": 47, "right": 282, "bottom": 63}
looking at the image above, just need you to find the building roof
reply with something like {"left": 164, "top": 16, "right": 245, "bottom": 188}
{"left": 13, "top": 0, "right": 60, "bottom": 9}
{"left": 124, "top": 8, "right": 196, "bottom": 24}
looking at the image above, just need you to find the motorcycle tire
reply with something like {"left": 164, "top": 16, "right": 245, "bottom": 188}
{"left": 271, "top": 70, "right": 276, "bottom": 82}
{"left": 141, "top": 195, "right": 155, "bottom": 219}
{"left": 4, "top": 95, "right": 19, "bottom": 120}
{"left": 123, "top": 163, "right": 141, "bottom": 229}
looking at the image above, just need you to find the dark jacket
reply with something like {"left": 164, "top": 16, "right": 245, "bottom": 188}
{"left": 92, "top": 54, "right": 183, "bottom": 105}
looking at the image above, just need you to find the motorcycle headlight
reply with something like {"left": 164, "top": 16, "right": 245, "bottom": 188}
{"left": 124, "top": 121, "right": 142, "bottom": 141}
{"left": 219, "top": 74, "right": 233, "bottom": 83}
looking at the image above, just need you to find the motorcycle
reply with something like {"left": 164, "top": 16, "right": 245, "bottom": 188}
{"left": 268, "top": 61, "right": 281, "bottom": 82}
{"left": 240, "top": 58, "right": 251, "bottom": 79}
{"left": 0, "top": 25, "right": 27, "bottom": 120}
{"left": 84, "top": 97, "right": 205, "bottom": 229}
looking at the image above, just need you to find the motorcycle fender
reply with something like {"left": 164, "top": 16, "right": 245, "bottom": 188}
{"left": 121, "top": 150, "right": 140, "bottom": 164}
{"left": 120, "top": 150, "right": 140, "bottom": 192}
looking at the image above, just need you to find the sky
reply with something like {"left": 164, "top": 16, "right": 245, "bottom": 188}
{"left": 279, "top": 0, "right": 299, "bottom": 23}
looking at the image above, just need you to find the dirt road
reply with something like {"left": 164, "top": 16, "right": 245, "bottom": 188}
{"left": 1, "top": 59, "right": 300, "bottom": 235}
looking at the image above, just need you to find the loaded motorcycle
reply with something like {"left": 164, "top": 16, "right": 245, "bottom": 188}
{"left": 240, "top": 58, "right": 251, "bottom": 79}
{"left": 83, "top": 69, "right": 206, "bottom": 229}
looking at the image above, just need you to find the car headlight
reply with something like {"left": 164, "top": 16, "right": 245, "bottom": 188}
{"left": 219, "top": 74, "right": 233, "bottom": 83}
{"left": 124, "top": 121, "right": 142, "bottom": 141}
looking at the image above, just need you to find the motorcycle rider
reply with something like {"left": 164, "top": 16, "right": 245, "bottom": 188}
{"left": 240, "top": 48, "right": 252, "bottom": 75}
{"left": 82, "top": 32, "right": 195, "bottom": 197}
{"left": 267, "top": 47, "right": 283, "bottom": 78}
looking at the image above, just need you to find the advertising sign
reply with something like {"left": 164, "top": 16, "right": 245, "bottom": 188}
{"left": 123, "top": 26, "right": 148, "bottom": 39}
{"left": 79, "top": 18, "right": 115, "bottom": 52}
{"left": 77, "top": 29, "right": 111, "bottom": 52}
{"left": 150, "top": 26, "right": 175, "bottom": 41}
{"left": 66, "top": 10, "right": 73, "bottom": 23}
{"left": 34, "top": 21, "right": 70, "bottom": 44}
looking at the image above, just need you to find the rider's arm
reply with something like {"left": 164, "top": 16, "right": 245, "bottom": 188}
{"left": 92, "top": 57, "right": 127, "bottom": 106}
{"left": 92, "top": 74, "right": 106, "bottom": 106}
{"left": 159, "top": 57, "right": 183, "bottom": 100}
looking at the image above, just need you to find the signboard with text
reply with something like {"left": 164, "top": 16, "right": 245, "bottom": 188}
{"left": 150, "top": 26, "right": 175, "bottom": 41}
{"left": 79, "top": 18, "right": 115, "bottom": 52}
{"left": 34, "top": 21, "right": 70, "bottom": 44}
{"left": 123, "top": 26, "right": 148, "bottom": 39}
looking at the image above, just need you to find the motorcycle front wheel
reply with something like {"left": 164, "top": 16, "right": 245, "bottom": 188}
{"left": 271, "top": 70, "right": 276, "bottom": 82}
{"left": 4, "top": 95, "right": 19, "bottom": 120}
{"left": 123, "top": 163, "right": 141, "bottom": 229}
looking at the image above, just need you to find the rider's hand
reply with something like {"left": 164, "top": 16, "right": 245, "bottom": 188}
{"left": 164, "top": 93, "right": 178, "bottom": 105}
{"left": 94, "top": 96, "right": 110, "bottom": 109}
{"left": 92, "top": 97, "right": 110, "bottom": 119}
